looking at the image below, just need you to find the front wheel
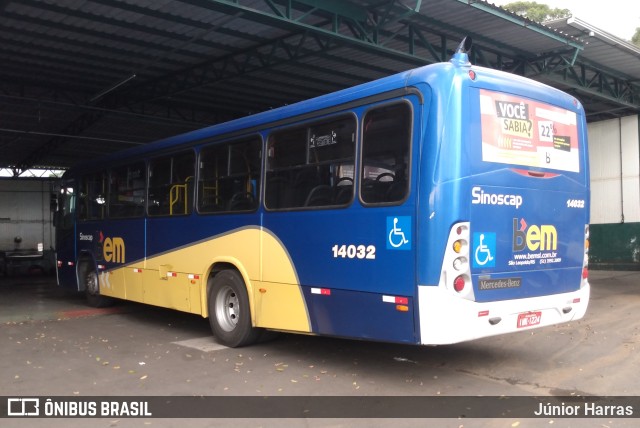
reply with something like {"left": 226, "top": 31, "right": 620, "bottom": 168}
{"left": 208, "top": 270, "right": 261, "bottom": 347}
{"left": 82, "top": 262, "right": 115, "bottom": 308}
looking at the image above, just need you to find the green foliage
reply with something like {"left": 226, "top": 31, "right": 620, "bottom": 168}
{"left": 632, "top": 27, "right": 640, "bottom": 47}
{"left": 502, "top": 1, "right": 571, "bottom": 23}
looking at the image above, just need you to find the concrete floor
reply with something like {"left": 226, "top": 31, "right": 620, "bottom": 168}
{"left": 1, "top": 270, "right": 639, "bottom": 428}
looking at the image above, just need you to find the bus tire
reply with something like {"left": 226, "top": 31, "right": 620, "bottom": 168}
{"left": 82, "top": 262, "right": 115, "bottom": 308}
{"left": 208, "top": 270, "right": 260, "bottom": 348}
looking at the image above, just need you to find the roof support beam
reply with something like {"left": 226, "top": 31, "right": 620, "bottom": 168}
{"left": 523, "top": 52, "right": 640, "bottom": 108}
{"left": 185, "top": 0, "right": 438, "bottom": 64}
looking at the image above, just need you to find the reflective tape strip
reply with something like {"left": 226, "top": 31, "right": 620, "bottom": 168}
{"left": 383, "top": 295, "right": 408, "bottom": 305}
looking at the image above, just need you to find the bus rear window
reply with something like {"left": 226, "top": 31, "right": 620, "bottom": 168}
{"left": 478, "top": 89, "right": 580, "bottom": 173}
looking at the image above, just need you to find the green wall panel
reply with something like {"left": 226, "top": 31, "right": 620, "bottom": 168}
{"left": 590, "top": 223, "right": 640, "bottom": 270}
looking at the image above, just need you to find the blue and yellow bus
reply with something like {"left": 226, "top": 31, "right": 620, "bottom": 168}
{"left": 55, "top": 39, "right": 590, "bottom": 347}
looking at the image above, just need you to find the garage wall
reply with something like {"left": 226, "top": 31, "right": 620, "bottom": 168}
{"left": 588, "top": 115, "right": 640, "bottom": 269}
{"left": 0, "top": 179, "right": 55, "bottom": 251}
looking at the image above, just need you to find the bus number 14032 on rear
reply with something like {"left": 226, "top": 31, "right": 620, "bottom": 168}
{"left": 332, "top": 244, "right": 376, "bottom": 260}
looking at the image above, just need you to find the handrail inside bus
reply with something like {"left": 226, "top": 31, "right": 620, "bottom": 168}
{"left": 169, "top": 176, "right": 192, "bottom": 215}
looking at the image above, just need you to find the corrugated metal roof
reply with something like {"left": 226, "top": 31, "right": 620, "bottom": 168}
{"left": 541, "top": 15, "right": 640, "bottom": 120}
{"left": 0, "top": 0, "right": 638, "bottom": 174}
{"left": 546, "top": 16, "right": 640, "bottom": 80}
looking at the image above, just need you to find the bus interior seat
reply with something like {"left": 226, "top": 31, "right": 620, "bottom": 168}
{"left": 227, "top": 192, "right": 255, "bottom": 211}
{"left": 266, "top": 176, "right": 293, "bottom": 209}
{"left": 293, "top": 168, "right": 321, "bottom": 206}
{"left": 304, "top": 185, "right": 334, "bottom": 207}
{"left": 334, "top": 184, "right": 353, "bottom": 205}
{"left": 385, "top": 179, "right": 406, "bottom": 202}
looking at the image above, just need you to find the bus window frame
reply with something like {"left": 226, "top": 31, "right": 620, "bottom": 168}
{"left": 263, "top": 112, "right": 358, "bottom": 212}
{"left": 358, "top": 99, "right": 414, "bottom": 207}
{"left": 196, "top": 135, "right": 263, "bottom": 215}
{"left": 107, "top": 160, "right": 147, "bottom": 219}
{"left": 147, "top": 149, "right": 197, "bottom": 217}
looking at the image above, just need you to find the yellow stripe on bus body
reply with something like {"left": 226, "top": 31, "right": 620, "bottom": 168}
{"left": 98, "top": 227, "right": 311, "bottom": 333}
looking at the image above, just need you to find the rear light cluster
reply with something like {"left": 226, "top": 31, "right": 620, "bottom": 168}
{"left": 582, "top": 225, "right": 589, "bottom": 283}
{"left": 442, "top": 222, "right": 475, "bottom": 300}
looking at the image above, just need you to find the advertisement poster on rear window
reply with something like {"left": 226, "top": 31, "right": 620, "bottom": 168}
{"left": 479, "top": 89, "right": 580, "bottom": 173}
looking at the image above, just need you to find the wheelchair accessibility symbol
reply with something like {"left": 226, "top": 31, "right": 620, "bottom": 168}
{"left": 473, "top": 232, "right": 496, "bottom": 268}
{"left": 387, "top": 216, "right": 411, "bottom": 250}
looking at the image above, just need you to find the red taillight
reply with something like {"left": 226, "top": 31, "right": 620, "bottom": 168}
{"left": 453, "top": 275, "right": 465, "bottom": 292}
{"left": 582, "top": 267, "right": 589, "bottom": 279}
{"left": 444, "top": 222, "right": 474, "bottom": 300}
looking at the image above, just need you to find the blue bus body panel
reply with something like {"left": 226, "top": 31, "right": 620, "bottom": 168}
{"left": 56, "top": 224, "right": 77, "bottom": 289}
{"left": 467, "top": 178, "right": 586, "bottom": 301}
{"left": 76, "top": 218, "right": 145, "bottom": 267}
{"left": 144, "top": 215, "right": 259, "bottom": 256}
{"left": 302, "top": 287, "right": 415, "bottom": 343}
{"left": 264, "top": 206, "right": 417, "bottom": 342}
{"left": 410, "top": 63, "right": 589, "bottom": 299}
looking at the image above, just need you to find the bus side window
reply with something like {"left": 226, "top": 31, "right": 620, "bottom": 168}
{"left": 265, "top": 115, "right": 356, "bottom": 210}
{"left": 198, "top": 137, "right": 261, "bottom": 214}
{"left": 360, "top": 103, "right": 412, "bottom": 205}
{"left": 109, "top": 162, "right": 146, "bottom": 218}
{"left": 148, "top": 151, "right": 195, "bottom": 216}
{"left": 79, "top": 171, "right": 106, "bottom": 221}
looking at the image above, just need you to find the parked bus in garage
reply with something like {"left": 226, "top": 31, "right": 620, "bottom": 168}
{"left": 54, "top": 39, "right": 590, "bottom": 347}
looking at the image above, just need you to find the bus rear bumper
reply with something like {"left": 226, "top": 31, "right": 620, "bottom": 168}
{"left": 417, "top": 281, "right": 590, "bottom": 345}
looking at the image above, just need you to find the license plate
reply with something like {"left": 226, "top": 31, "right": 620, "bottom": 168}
{"left": 517, "top": 311, "right": 542, "bottom": 328}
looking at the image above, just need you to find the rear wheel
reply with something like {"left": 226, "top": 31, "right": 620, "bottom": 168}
{"left": 208, "top": 270, "right": 260, "bottom": 347}
{"left": 82, "top": 262, "right": 115, "bottom": 308}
